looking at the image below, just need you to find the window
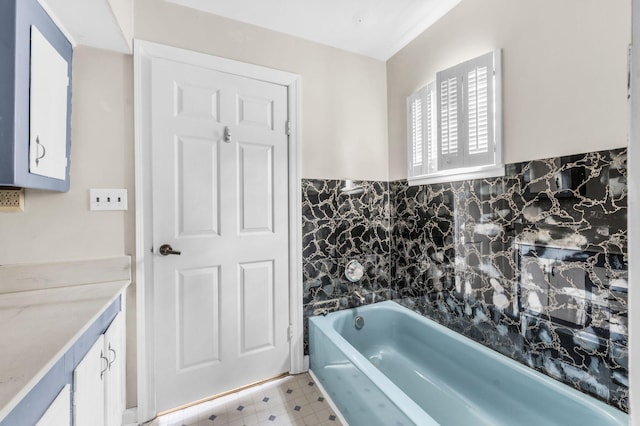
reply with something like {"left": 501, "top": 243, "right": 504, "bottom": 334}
{"left": 407, "top": 50, "right": 503, "bottom": 185}
{"left": 406, "top": 83, "right": 437, "bottom": 177}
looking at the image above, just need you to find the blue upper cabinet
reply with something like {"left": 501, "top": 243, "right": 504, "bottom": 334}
{"left": 0, "top": 0, "right": 72, "bottom": 192}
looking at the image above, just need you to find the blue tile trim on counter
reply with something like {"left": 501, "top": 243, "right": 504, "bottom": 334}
{"left": 301, "top": 147, "right": 628, "bottom": 412}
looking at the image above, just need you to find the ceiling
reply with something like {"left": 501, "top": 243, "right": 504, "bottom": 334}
{"left": 38, "top": 0, "right": 131, "bottom": 53}
{"left": 165, "top": 0, "right": 462, "bottom": 61}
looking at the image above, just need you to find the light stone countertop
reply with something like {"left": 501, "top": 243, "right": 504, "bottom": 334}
{"left": 0, "top": 280, "right": 130, "bottom": 421}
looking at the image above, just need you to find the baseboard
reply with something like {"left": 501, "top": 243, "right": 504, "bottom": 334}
{"left": 122, "top": 407, "right": 139, "bottom": 425}
{"left": 303, "top": 355, "right": 310, "bottom": 371}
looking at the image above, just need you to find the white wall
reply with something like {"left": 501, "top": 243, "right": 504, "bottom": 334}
{"left": 0, "top": 45, "right": 137, "bottom": 407}
{"left": 0, "top": 46, "right": 134, "bottom": 265}
{"left": 0, "top": 4, "right": 390, "bottom": 409}
{"left": 134, "top": 0, "right": 389, "bottom": 182}
{"left": 387, "top": 0, "right": 631, "bottom": 180}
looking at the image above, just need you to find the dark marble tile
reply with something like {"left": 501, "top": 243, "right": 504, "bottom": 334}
{"left": 389, "top": 147, "right": 628, "bottom": 411}
{"left": 302, "top": 219, "right": 338, "bottom": 261}
{"left": 301, "top": 179, "right": 339, "bottom": 221}
{"left": 300, "top": 147, "right": 628, "bottom": 413}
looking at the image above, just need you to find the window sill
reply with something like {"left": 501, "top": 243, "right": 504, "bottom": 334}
{"left": 408, "top": 164, "right": 505, "bottom": 186}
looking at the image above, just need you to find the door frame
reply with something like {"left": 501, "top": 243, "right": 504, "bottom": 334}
{"left": 629, "top": 0, "right": 638, "bottom": 422}
{"left": 133, "top": 40, "right": 303, "bottom": 423}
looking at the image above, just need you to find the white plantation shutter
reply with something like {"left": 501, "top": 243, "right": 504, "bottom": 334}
{"left": 464, "top": 52, "right": 494, "bottom": 167}
{"left": 437, "top": 67, "right": 463, "bottom": 170}
{"left": 406, "top": 83, "right": 436, "bottom": 178}
{"left": 407, "top": 50, "right": 502, "bottom": 185}
{"left": 437, "top": 50, "right": 499, "bottom": 171}
{"left": 411, "top": 96, "right": 423, "bottom": 167}
{"left": 425, "top": 85, "right": 437, "bottom": 174}
{"left": 440, "top": 77, "right": 458, "bottom": 157}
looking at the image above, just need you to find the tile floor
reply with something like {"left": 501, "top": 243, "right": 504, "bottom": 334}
{"left": 146, "top": 373, "right": 344, "bottom": 426}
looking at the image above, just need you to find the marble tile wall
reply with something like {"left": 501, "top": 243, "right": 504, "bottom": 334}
{"left": 301, "top": 179, "right": 395, "bottom": 326}
{"left": 301, "top": 147, "right": 628, "bottom": 412}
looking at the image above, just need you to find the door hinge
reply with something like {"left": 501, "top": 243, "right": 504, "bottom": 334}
{"left": 286, "top": 120, "right": 291, "bottom": 136}
{"left": 287, "top": 325, "right": 293, "bottom": 341}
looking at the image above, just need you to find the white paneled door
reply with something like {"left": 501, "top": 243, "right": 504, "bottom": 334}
{"left": 151, "top": 57, "right": 291, "bottom": 412}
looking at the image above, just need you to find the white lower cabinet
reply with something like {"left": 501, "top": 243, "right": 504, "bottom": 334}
{"left": 36, "top": 384, "right": 71, "bottom": 426}
{"left": 104, "top": 314, "right": 124, "bottom": 426}
{"left": 74, "top": 335, "right": 105, "bottom": 425}
{"left": 73, "top": 314, "right": 124, "bottom": 426}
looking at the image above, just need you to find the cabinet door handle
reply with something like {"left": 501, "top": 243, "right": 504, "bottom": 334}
{"left": 35, "top": 136, "right": 46, "bottom": 166}
{"left": 108, "top": 343, "right": 116, "bottom": 370}
{"left": 100, "top": 350, "right": 109, "bottom": 380}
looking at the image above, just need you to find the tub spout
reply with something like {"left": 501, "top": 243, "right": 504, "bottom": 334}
{"left": 353, "top": 291, "right": 366, "bottom": 304}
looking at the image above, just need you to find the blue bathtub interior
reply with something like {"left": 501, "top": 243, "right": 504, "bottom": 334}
{"left": 302, "top": 148, "right": 628, "bottom": 412}
{"left": 310, "top": 301, "right": 628, "bottom": 426}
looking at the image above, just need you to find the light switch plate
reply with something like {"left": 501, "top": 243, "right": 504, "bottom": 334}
{"left": 90, "top": 188, "right": 128, "bottom": 211}
{"left": 0, "top": 188, "right": 25, "bottom": 212}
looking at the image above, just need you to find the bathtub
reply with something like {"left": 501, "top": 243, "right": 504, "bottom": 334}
{"left": 309, "top": 301, "right": 628, "bottom": 426}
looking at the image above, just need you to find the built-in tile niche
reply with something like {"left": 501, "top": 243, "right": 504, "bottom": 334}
{"left": 301, "top": 147, "right": 628, "bottom": 412}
